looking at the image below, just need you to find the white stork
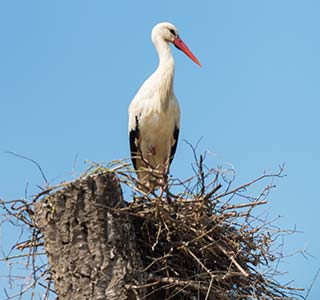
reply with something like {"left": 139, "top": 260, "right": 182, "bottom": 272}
{"left": 128, "top": 22, "right": 201, "bottom": 192}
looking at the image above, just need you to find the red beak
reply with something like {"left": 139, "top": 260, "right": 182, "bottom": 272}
{"left": 173, "top": 37, "right": 201, "bottom": 67}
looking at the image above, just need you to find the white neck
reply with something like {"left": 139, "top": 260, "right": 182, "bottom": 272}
{"left": 152, "top": 38, "right": 175, "bottom": 108}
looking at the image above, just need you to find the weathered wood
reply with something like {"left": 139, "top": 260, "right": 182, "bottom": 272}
{"left": 34, "top": 172, "right": 144, "bottom": 300}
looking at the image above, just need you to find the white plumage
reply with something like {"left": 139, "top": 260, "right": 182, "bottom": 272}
{"left": 128, "top": 22, "right": 200, "bottom": 192}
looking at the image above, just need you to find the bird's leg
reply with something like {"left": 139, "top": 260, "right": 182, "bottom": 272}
{"left": 163, "top": 172, "right": 172, "bottom": 203}
{"left": 158, "top": 174, "right": 168, "bottom": 201}
{"left": 158, "top": 158, "right": 171, "bottom": 202}
{"left": 159, "top": 185, "right": 164, "bottom": 199}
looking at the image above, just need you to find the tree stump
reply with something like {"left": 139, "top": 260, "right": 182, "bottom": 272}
{"left": 34, "top": 172, "right": 144, "bottom": 300}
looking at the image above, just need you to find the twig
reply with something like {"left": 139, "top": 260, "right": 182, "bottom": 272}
{"left": 5, "top": 151, "right": 48, "bottom": 186}
{"left": 305, "top": 266, "right": 320, "bottom": 299}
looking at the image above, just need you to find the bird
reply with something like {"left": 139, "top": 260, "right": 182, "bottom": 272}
{"left": 128, "top": 22, "right": 201, "bottom": 193}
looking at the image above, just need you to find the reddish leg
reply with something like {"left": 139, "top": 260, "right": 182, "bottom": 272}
{"left": 158, "top": 157, "right": 170, "bottom": 200}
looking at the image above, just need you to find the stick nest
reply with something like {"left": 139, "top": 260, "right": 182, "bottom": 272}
{"left": 0, "top": 153, "right": 304, "bottom": 300}
{"left": 117, "top": 163, "right": 300, "bottom": 300}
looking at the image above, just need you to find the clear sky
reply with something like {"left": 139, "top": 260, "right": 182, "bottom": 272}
{"left": 0, "top": 0, "right": 319, "bottom": 299}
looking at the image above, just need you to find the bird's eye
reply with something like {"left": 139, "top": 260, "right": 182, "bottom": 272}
{"left": 169, "top": 29, "right": 176, "bottom": 36}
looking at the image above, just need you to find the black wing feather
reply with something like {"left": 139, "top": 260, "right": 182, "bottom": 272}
{"left": 129, "top": 116, "right": 140, "bottom": 170}
{"left": 169, "top": 126, "right": 179, "bottom": 165}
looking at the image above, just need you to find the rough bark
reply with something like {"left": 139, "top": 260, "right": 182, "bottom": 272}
{"left": 34, "top": 172, "right": 144, "bottom": 300}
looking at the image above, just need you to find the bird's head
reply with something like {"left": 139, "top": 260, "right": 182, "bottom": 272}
{"left": 151, "top": 22, "right": 201, "bottom": 67}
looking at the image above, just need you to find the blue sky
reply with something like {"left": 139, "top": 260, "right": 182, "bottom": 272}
{"left": 0, "top": 0, "right": 319, "bottom": 298}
